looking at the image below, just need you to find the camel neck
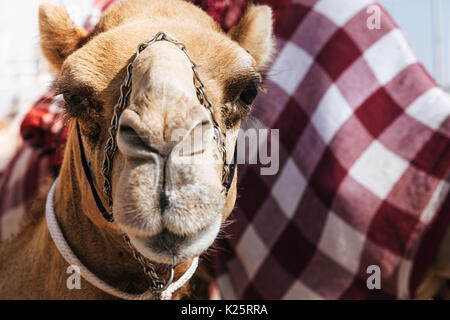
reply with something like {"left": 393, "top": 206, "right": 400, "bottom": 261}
{"left": 53, "top": 127, "right": 150, "bottom": 294}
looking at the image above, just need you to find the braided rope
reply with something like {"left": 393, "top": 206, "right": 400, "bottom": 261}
{"left": 160, "top": 256, "right": 199, "bottom": 300}
{"left": 45, "top": 177, "right": 198, "bottom": 300}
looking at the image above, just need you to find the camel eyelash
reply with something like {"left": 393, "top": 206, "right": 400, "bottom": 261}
{"left": 55, "top": 85, "right": 105, "bottom": 125}
{"left": 224, "top": 72, "right": 262, "bottom": 99}
{"left": 222, "top": 96, "right": 256, "bottom": 129}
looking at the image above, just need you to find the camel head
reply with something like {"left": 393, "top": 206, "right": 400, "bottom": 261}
{"left": 38, "top": 0, "right": 274, "bottom": 265}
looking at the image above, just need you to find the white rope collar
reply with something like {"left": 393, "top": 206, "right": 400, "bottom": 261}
{"left": 45, "top": 177, "right": 198, "bottom": 300}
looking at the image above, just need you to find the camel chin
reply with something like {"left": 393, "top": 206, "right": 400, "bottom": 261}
{"left": 113, "top": 178, "right": 225, "bottom": 265}
{"left": 128, "top": 217, "right": 221, "bottom": 265}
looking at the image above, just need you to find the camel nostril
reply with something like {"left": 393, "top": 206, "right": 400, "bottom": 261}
{"left": 175, "top": 117, "right": 213, "bottom": 158}
{"left": 117, "top": 124, "right": 162, "bottom": 157}
{"left": 119, "top": 125, "right": 137, "bottom": 135}
{"left": 118, "top": 124, "right": 146, "bottom": 147}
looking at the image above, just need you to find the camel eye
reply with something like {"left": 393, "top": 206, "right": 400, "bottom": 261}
{"left": 239, "top": 86, "right": 258, "bottom": 105}
{"left": 63, "top": 93, "right": 83, "bottom": 107}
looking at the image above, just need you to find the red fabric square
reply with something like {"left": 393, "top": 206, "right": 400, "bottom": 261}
{"left": 212, "top": 234, "right": 241, "bottom": 275}
{"left": 273, "top": 98, "right": 309, "bottom": 153}
{"left": 316, "top": 29, "right": 361, "bottom": 81}
{"left": 299, "top": 251, "right": 355, "bottom": 299}
{"left": 252, "top": 195, "right": 289, "bottom": 248}
{"left": 247, "top": 255, "right": 296, "bottom": 299}
{"left": 237, "top": 168, "right": 270, "bottom": 221}
{"left": 438, "top": 115, "right": 450, "bottom": 138}
{"left": 293, "top": 62, "right": 332, "bottom": 116}
{"left": 310, "top": 148, "right": 348, "bottom": 207}
{"left": 330, "top": 116, "right": 373, "bottom": 169}
{"left": 336, "top": 57, "right": 379, "bottom": 110}
{"left": 384, "top": 64, "right": 436, "bottom": 110}
{"left": 272, "top": 222, "right": 316, "bottom": 277}
{"left": 223, "top": 206, "right": 252, "bottom": 248}
{"left": 378, "top": 113, "right": 435, "bottom": 162}
{"left": 368, "top": 201, "right": 419, "bottom": 256}
{"left": 241, "top": 282, "right": 264, "bottom": 299}
{"left": 290, "top": 8, "right": 338, "bottom": 57}
{"left": 273, "top": 3, "right": 310, "bottom": 40}
{"left": 411, "top": 131, "right": 450, "bottom": 179}
{"left": 355, "top": 88, "right": 403, "bottom": 138}
{"left": 253, "top": 79, "right": 291, "bottom": 128}
{"left": 291, "top": 123, "right": 327, "bottom": 179}
{"left": 293, "top": 187, "right": 329, "bottom": 244}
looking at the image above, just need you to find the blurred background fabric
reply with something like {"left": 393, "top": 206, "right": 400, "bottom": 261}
{"left": 0, "top": 0, "right": 96, "bottom": 168}
{"left": 0, "top": 0, "right": 449, "bottom": 300}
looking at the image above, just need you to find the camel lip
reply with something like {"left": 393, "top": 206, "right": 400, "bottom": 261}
{"left": 127, "top": 217, "right": 221, "bottom": 265}
{"left": 142, "top": 229, "right": 187, "bottom": 255}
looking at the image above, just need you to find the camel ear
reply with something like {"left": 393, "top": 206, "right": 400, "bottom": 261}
{"left": 228, "top": 4, "right": 274, "bottom": 68}
{"left": 39, "top": 3, "right": 88, "bottom": 71}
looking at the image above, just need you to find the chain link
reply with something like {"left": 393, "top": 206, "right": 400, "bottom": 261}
{"left": 123, "top": 234, "right": 174, "bottom": 299}
{"left": 100, "top": 32, "right": 231, "bottom": 298}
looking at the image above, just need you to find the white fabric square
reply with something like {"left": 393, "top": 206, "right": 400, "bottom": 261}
{"left": 318, "top": 211, "right": 365, "bottom": 274}
{"left": 283, "top": 281, "right": 323, "bottom": 300}
{"left": 269, "top": 42, "right": 313, "bottom": 95}
{"left": 236, "top": 226, "right": 269, "bottom": 280}
{"left": 272, "top": 158, "right": 307, "bottom": 219}
{"left": 397, "top": 258, "right": 413, "bottom": 299}
{"left": 7, "top": 146, "right": 32, "bottom": 189}
{"left": 420, "top": 180, "right": 450, "bottom": 223}
{"left": 311, "top": 84, "right": 353, "bottom": 143}
{"left": 216, "top": 274, "right": 238, "bottom": 300}
{"left": 406, "top": 87, "right": 450, "bottom": 132}
{"left": 314, "top": 0, "right": 373, "bottom": 26}
{"left": 349, "top": 141, "right": 409, "bottom": 199}
{"left": 364, "top": 29, "right": 417, "bottom": 85}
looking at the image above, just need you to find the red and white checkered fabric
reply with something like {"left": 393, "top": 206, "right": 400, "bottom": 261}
{"left": 212, "top": 0, "right": 450, "bottom": 299}
{"left": 0, "top": 90, "right": 66, "bottom": 241}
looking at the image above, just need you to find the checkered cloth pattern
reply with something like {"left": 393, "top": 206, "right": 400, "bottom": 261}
{"left": 212, "top": 0, "right": 450, "bottom": 299}
{"left": 0, "top": 89, "right": 66, "bottom": 241}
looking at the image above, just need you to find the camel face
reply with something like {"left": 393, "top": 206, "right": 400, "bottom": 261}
{"left": 40, "top": 0, "right": 273, "bottom": 265}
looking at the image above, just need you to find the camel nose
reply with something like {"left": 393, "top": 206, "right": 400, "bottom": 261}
{"left": 116, "top": 109, "right": 213, "bottom": 159}
{"left": 171, "top": 118, "right": 214, "bottom": 159}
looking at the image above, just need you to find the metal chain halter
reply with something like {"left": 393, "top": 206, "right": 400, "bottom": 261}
{"left": 102, "top": 32, "right": 229, "bottom": 221}
{"left": 95, "top": 32, "right": 232, "bottom": 299}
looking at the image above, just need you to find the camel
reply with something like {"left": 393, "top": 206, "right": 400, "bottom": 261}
{"left": 0, "top": 0, "right": 274, "bottom": 299}
{"left": 1, "top": 0, "right": 449, "bottom": 301}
